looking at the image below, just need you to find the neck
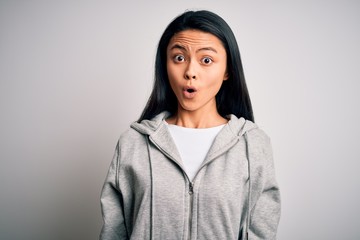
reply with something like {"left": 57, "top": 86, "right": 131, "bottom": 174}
{"left": 167, "top": 105, "right": 228, "bottom": 128}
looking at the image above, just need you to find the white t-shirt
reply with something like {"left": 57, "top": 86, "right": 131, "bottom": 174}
{"left": 166, "top": 121, "right": 225, "bottom": 181}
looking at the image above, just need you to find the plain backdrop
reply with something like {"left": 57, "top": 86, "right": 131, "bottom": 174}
{"left": 1, "top": 1, "right": 360, "bottom": 239}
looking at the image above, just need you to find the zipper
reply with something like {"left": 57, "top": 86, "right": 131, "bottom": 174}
{"left": 188, "top": 182, "right": 194, "bottom": 195}
{"left": 187, "top": 181, "right": 194, "bottom": 240}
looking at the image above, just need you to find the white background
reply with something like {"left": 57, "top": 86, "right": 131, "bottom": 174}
{"left": 1, "top": 1, "right": 359, "bottom": 239}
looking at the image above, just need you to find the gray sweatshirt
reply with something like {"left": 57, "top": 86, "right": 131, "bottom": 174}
{"left": 100, "top": 112, "right": 281, "bottom": 240}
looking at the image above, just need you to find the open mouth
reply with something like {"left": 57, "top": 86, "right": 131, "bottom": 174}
{"left": 183, "top": 87, "right": 197, "bottom": 98}
{"left": 184, "top": 86, "right": 197, "bottom": 93}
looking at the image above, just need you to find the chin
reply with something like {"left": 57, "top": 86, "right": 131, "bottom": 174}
{"left": 178, "top": 104, "right": 203, "bottom": 113}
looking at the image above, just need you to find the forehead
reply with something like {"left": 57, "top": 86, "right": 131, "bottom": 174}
{"left": 167, "top": 29, "right": 224, "bottom": 50}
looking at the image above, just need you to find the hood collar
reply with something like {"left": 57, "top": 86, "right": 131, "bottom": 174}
{"left": 131, "top": 112, "right": 172, "bottom": 135}
{"left": 131, "top": 111, "right": 258, "bottom": 179}
{"left": 131, "top": 111, "right": 257, "bottom": 137}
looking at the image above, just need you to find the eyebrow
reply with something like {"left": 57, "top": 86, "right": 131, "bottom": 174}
{"left": 169, "top": 44, "right": 218, "bottom": 53}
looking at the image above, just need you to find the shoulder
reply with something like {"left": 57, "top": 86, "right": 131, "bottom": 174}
{"left": 113, "top": 127, "right": 149, "bottom": 167}
{"left": 119, "top": 127, "right": 145, "bottom": 141}
{"left": 244, "top": 123, "right": 273, "bottom": 161}
{"left": 117, "top": 127, "right": 148, "bottom": 149}
{"left": 246, "top": 126, "right": 271, "bottom": 145}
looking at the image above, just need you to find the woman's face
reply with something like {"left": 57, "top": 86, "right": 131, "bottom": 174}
{"left": 166, "top": 29, "right": 228, "bottom": 114}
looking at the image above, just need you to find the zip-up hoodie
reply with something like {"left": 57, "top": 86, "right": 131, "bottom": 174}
{"left": 100, "top": 112, "right": 281, "bottom": 240}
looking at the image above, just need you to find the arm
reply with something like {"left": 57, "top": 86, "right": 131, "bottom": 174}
{"left": 247, "top": 133, "right": 281, "bottom": 240}
{"left": 100, "top": 141, "right": 128, "bottom": 240}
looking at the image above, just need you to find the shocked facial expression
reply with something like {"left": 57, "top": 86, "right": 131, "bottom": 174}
{"left": 166, "top": 29, "right": 228, "bottom": 114}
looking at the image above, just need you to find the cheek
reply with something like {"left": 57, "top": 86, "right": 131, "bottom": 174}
{"left": 210, "top": 80, "right": 224, "bottom": 95}
{"left": 167, "top": 64, "right": 182, "bottom": 84}
{"left": 206, "top": 70, "right": 226, "bottom": 88}
{"left": 166, "top": 65, "right": 180, "bottom": 93}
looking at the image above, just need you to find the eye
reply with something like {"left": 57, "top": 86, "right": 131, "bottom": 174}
{"left": 173, "top": 54, "right": 185, "bottom": 62}
{"left": 201, "top": 57, "right": 213, "bottom": 65}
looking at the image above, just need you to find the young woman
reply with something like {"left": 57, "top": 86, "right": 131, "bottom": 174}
{"left": 100, "top": 10, "right": 281, "bottom": 240}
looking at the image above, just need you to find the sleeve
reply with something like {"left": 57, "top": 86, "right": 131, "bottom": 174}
{"left": 247, "top": 134, "right": 281, "bottom": 240}
{"left": 99, "top": 141, "right": 129, "bottom": 240}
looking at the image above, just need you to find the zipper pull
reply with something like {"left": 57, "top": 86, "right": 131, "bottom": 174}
{"left": 189, "top": 182, "right": 194, "bottom": 195}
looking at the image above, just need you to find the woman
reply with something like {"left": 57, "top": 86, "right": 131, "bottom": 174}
{"left": 100, "top": 10, "right": 281, "bottom": 240}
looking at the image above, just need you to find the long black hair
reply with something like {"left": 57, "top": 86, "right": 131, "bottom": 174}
{"left": 138, "top": 10, "right": 254, "bottom": 122}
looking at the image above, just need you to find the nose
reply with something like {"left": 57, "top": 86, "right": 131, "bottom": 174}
{"left": 184, "top": 60, "right": 197, "bottom": 80}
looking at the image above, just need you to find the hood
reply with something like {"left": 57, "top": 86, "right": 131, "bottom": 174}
{"left": 131, "top": 111, "right": 258, "bottom": 169}
{"left": 131, "top": 111, "right": 258, "bottom": 137}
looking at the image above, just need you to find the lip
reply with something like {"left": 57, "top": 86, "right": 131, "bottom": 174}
{"left": 183, "top": 86, "right": 197, "bottom": 99}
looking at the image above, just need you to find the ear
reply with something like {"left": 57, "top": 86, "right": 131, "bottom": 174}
{"left": 223, "top": 71, "right": 229, "bottom": 81}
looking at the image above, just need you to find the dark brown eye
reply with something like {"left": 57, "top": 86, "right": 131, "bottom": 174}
{"left": 201, "top": 57, "right": 213, "bottom": 65}
{"left": 174, "top": 55, "right": 185, "bottom": 62}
